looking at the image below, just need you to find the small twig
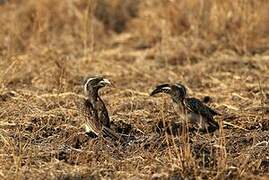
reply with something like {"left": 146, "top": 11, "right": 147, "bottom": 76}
{"left": 223, "top": 121, "right": 249, "bottom": 131}
{"left": 251, "top": 141, "right": 269, "bottom": 149}
{"left": 0, "top": 130, "right": 10, "bottom": 146}
{"left": 0, "top": 56, "right": 21, "bottom": 88}
{"left": 258, "top": 79, "right": 265, "bottom": 120}
{"left": 38, "top": 92, "right": 85, "bottom": 99}
{"left": 125, "top": 89, "right": 149, "bottom": 96}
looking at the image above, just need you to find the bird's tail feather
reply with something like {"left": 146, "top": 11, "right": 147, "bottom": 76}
{"left": 209, "top": 108, "right": 221, "bottom": 116}
{"left": 207, "top": 120, "right": 219, "bottom": 133}
{"left": 102, "top": 127, "right": 124, "bottom": 143}
{"left": 84, "top": 122, "right": 124, "bottom": 143}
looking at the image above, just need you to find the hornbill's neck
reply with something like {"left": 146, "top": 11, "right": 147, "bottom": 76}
{"left": 171, "top": 94, "right": 185, "bottom": 104}
{"left": 87, "top": 88, "right": 101, "bottom": 105}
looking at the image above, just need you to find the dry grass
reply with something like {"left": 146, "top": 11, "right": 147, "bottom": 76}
{"left": 0, "top": 0, "right": 269, "bottom": 179}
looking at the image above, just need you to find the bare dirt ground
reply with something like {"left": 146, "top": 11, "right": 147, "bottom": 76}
{"left": 0, "top": 0, "right": 269, "bottom": 179}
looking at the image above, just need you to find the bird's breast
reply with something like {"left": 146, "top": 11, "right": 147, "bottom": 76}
{"left": 187, "top": 112, "right": 208, "bottom": 129}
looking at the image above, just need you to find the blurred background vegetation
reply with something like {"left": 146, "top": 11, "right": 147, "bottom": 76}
{"left": 0, "top": 0, "right": 268, "bottom": 57}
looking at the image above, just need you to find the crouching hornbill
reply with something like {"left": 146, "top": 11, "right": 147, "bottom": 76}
{"left": 82, "top": 76, "right": 122, "bottom": 142}
{"left": 150, "top": 83, "right": 220, "bottom": 133}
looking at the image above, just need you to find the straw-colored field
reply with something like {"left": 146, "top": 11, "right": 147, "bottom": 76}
{"left": 0, "top": 0, "right": 269, "bottom": 179}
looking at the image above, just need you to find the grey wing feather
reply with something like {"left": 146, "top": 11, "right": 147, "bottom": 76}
{"left": 96, "top": 98, "right": 111, "bottom": 128}
{"left": 184, "top": 98, "right": 219, "bottom": 128}
{"left": 102, "top": 126, "right": 124, "bottom": 142}
{"left": 83, "top": 99, "right": 102, "bottom": 135}
{"left": 83, "top": 99, "right": 123, "bottom": 142}
{"left": 208, "top": 107, "right": 220, "bottom": 116}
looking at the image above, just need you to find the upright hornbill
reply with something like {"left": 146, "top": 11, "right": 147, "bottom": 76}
{"left": 83, "top": 76, "right": 122, "bottom": 141}
{"left": 150, "top": 83, "right": 220, "bottom": 133}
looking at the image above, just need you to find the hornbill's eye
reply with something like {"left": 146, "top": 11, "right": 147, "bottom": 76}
{"left": 98, "top": 78, "right": 111, "bottom": 86}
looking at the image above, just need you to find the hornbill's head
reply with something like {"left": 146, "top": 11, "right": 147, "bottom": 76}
{"left": 84, "top": 76, "right": 111, "bottom": 97}
{"left": 150, "top": 83, "right": 187, "bottom": 102}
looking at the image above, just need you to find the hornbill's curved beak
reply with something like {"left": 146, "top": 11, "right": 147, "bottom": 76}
{"left": 150, "top": 84, "right": 172, "bottom": 96}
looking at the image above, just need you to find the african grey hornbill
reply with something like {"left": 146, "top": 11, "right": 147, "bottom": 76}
{"left": 83, "top": 76, "right": 122, "bottom": 141}
{"left": 150, "top": 83, "right": 220, "bottom": 133}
